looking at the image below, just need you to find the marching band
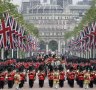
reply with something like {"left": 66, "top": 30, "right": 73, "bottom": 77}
{"left": 0, "top": 54, "right": 96, "bottom": 90}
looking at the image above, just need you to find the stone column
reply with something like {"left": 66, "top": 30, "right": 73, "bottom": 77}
{"left": 61, "top": 41, "right": 64, "bottom": 55}
{"left": 58, "top": 40, "right": 61, "bottom": 55}
{"left": 46, "top": 42, "right": 49, "bottom": 55}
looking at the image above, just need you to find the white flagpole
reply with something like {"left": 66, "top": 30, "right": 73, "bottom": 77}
{"left": 12, "top": 49, "right": 14, "bottom": 58}
{"left": 17, "top": 47, "right": 19, "bottom": 58}
{"left": 1, "top": 48, "right": 4, "bottom": 59}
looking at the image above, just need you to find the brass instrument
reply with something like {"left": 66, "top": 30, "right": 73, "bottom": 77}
{"left": 14, "top": 73, "right": 21, "bottom": 84}
{"left": 53, "top": 71, "right": 59, "bottom": 84}
{"left": 84, "top": 73, "right": 90, "bottom": 84}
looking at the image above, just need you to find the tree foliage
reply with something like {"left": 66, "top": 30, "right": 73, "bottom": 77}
{"left": 64, "top": 0, "right": 96, "bottom": 40}
{"left": 0, "top": 0, "right": 39, "bottom": 37}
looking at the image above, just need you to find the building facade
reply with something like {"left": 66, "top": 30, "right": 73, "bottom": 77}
{"left": 21, "top": 0, "right": 91, "bottom": 54}
{"left": 77, "top": 0, "right": 92, "bottom": 5}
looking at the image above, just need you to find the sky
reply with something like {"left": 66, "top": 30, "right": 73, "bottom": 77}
{"left": 11, "top": 0, "right": 83, "bottom": 7}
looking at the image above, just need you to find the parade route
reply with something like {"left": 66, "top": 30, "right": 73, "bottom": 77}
{"left": 1, "top": 0, "right": 96, "bottom": 90}
{"left": 3, "top": 77, "right": 96, "bottom": 90}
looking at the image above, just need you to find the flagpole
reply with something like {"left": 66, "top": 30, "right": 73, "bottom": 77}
{"left": 12, "top": 49, "right": 14, "bottom": 58}
{"left": 89, "top": 49, "right": 90, "bottom": 59}
{"left": 93, "top": 45, "right": 95, "bottom": 59}
{"left": 87, "top": 50, "right": 88, "bottom": 59}
{"left": 17, "top": 47, "right": 19, "bottom": 59}
{"left": 1, "top": 48, "right": 4, "bottom": 60}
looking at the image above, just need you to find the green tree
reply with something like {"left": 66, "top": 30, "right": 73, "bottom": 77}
{"left": 0, "top": 0, "right": 39, "bottom": 37}
{"left": 64, "top": 0, "right": 96, "bottom": 40}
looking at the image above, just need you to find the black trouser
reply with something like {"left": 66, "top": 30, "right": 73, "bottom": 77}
{"left": 49, "top": 80, "right": 53, "bottom": 88}
{"left": 94, "top": 78, "right": 96, "bottom": 85}
{"left": 67, "top": 78, "right": 70, "bottom": 85}
{"left": 79, "top": 80, "right": 83, "bottom": 88}
{"left": 59, "top": 80, "right": 64, "bottom": 87}
{"left": 76, "top": 78, "right": 79, "bottom": 85}
{"left": 89, "top": 81, "right": 93, "bottom": 88}
{"left": 8, "top": 80, "right": 13, "bottom": 88}
{"left": 29, "top": 79, "right": 34, "bottom": 88}
{"left": 19, "top": 80, "right": 24, "bottom": 88}
{"left": 39, "top": 80, "right": 44, "bottom": 88}
{"left": 0, "top": 80, "right": 4, "bottom": 89}
{"left": 69, "top": 79, "right": 74, "bottom": 88}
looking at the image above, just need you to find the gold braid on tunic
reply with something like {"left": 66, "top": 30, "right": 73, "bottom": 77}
{"left": 53, "top": 71, "right": 59, "bottom": 84}
{"left": 14, "top": 73, "right": 21, "bottom": 84}
{"left": 84, "top": 73, "right": 90, "bottom": 84}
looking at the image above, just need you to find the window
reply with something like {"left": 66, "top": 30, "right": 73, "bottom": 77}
{"left": 54, "top": 32, "right": 56, "bottom": 36}
{"left": 42, "top": 32, "right": 44, "bottom": 36}
{"left": 47, "top": 17, "right": 49, "bottom": 19}
{"left": 62, "top": 32, "right": 64, "bottom": 35}
{"left": 50, "top": 32, "right": 52, "bottom": 36}
{"left": 43, "top": 0, "right": 47, "bottom": 3}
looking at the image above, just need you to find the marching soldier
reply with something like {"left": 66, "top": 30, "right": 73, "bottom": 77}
{"left": 48, "top": 67, "right": 54, "bottom": 88}
{"left": 67, "top": 67, "right": 75, "bottom": 88}
{"left": 75, "top": 68, "right": 79, "bottom": 85}
{"left": 93, "top": 70, "right": 96, "bottom": 85}
{"left": 89, "top": 69, "right": 94, "bottom": 88}
{"left": 14, "top": 70, "right": 21, "bottom": 90}
{"left": 38, "top": 65, "right": 46, "bottom": 88}
{"left": 84, "top": 70, "right": 90, "bottom": 89}
{"left": 59, "top": 65, "right": 65, "bottom": 87}
{"left": 78, "top": 68, "right": 84, "bottom": 88}
{"left": 19, "top": 66, "right": 26, "bottom": 88}
{"left": 0, "top": 68, "right": 5, "bottom": 89}
{"left": 53, "top": 67, "right": 59, "bottom": 89}
{"left": 7, "top": 66, "right": 15, "bottom": 88}
{"left": 28, "top": 66, "right": 36, "bottom": 88}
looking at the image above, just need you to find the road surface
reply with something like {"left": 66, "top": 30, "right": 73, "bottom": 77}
{"left": 3, "top": 77, "right": 96, "bottom": 90}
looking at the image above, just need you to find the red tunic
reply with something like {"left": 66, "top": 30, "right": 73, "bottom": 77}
{"left": 0, "top": 73, "right": 5, "bottom": 81}
{"left": 28, "top": 71, "right": 35, "bottom": 80}
{"left": 90, "top": 73, "right": 94, "bottom": 81}
{"left": 78, "top": 73, "right": 84, "bottom": 80}
{"left": 8, "top": 72, "right": 15, "bottom": 81}
{"left": 59, "top": 71, "right": 65, "bottom": 80}
{"left": 48, "top": 72, "right": 53, "bottom": 80}
{"left": 68, "top": 72, "right": 75, "bottom": 80}
{"left": 94, "top": 72, "right": 96, "bottom": 79}
{"left": 20, "top": 73, "right": 25, "bottom": 81}
{"left": 38, "top": 72, "right": 45, "bottom": 80}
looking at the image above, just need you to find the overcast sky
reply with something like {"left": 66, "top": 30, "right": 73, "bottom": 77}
{"left": 11, "top": 0, "right": 83, "bottom": 7}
